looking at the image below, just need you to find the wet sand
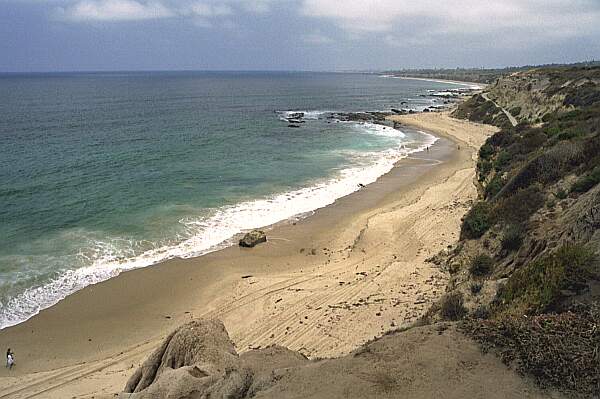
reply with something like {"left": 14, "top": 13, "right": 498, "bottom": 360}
{"left": 0, "top": 112, "right": 497, "bottom": 398}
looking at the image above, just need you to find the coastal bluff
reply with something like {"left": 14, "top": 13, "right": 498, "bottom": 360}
{"left": 119, "top": 318, "right": 551, "bottom": 399}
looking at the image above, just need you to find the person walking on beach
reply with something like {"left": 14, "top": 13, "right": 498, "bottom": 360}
{"left": 6, "top": 348, "right": 14, "bottom": 369}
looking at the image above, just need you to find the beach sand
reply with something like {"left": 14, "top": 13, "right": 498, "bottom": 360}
{"left": 0, "top": 112, "right": 497, "bottom": 398}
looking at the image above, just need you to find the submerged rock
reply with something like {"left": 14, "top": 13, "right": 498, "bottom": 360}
{"left": 239, "top": 230, "right": 267, "bottom": 248}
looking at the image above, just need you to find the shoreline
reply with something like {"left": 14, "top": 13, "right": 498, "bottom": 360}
{"left": 0, "top": 124, "right": 436, "bottom": 331}
{"left": 0, "top": 112, "right": 497, "bottom": 398}
{"left": 381, "top": 75, "right": 486, "bottom": 90}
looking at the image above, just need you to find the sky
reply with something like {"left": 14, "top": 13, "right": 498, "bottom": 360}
{"left": 1, "top": 0, "right": 600, "bottom": 72}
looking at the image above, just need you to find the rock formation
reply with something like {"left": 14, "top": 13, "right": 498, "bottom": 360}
{"left": 239, "top": 230, "right": 267, "bottom": 248}
{"left": 120, "top": 319, "right": 309, "bottom": 399}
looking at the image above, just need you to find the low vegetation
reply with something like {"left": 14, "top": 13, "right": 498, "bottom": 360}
{"left": 460, "top": 202, "right": 492, "bottom": 239}
{"left": 495, "top": 245, "right": 596, "bottom": 315}
{"left": 462, "top": 303, "right": 600, "bottom": 398}
{"left": 500, "top": 225, "right": 523, "bottom": 251}
{"left": 571, "top": 166, "right": 600, "bottom": 193}
{"left": 494, "top": 186, "right": 545, "bottom": 226}
{"left": 437, "top": 65, "right": 600, "bottom": 397}
{"left": 469, "top": 254, "right": 494, "bottom": 277}
{"left": 440, "top": 292, "right": 467, "bottom": 321}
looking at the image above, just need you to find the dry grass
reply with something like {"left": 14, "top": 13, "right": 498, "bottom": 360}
{"left": 462, "top": 303, "right": 600, "bottom": 398}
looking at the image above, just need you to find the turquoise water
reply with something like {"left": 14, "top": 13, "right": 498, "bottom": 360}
{"left": 0, "top": 71, "right": 461, "bottom": 328}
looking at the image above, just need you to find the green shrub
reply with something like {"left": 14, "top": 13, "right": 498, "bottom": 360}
{"left": 555, "top": 188, "right": 568, "bottom": 199}
{"left": 520, "top": 129, "right": 548, "bottom": 154}
{"left": 557, "top": 130, "right": 584, "bottom": 140}
{"left": 461, "top": 202, "right": 492, "bottom": 239}
{"left": 571, "top": 166, "right": 600, "bottom": 193}
{"left": 470, "top": 254, "right": 494, "bottom": 277}
{"left": 485, "top": 174, "right": 504, "bottom": 199}
{"left": 479, "top": 143, "right": 495, "bottom": 161}
{"left": 560, "top": 109, "right": 583, "bottom": 121}
{"left": 492, "top": 113, "right": 514, "bottom": 130}
{"left": 541, "top": 112, "right": 553, "bottom": 123}
{"left": 510, "top": 106, "right": 521, "bottom": 116}
{"left": 564, "top": 81, "right": 600, "bottom": 107}
{"left": 495, "top": 186, "right": 545, "bottom": 225}
{"left": 500, "top": 142, "right": 584, "bottom": 195}
{"left": 493, "top": 150, "right": 511, "bottom": 171}
{"left": 497, "top": 245, "right": 596, "bottom": 314}
{"left": 544, "top": 125, "right": 561, "bottom": 137}
{"left": 488, "top": 130, "right": 515, "bottom": 148}
{"left": 477, "top": 160, "right": 493, "bottom": 181}
{"left": 501, "top": 225, "right": 524, "bottom": 251}
{"left": 440, "top": 292, "right": 467, "bottom": 321}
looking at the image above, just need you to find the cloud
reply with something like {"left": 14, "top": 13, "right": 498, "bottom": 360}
{"left": 60, "top": 0, "right": 173, "bottom": 21}
{"left": 300, "top": 0, "right": 600, "bottom": 41}
{"left": 302, "top": 32, "right": 334, "bottom": 45}
{"left": 187, "top": 2, "right": 232, "bottom": 17}
{"left": 55, "top": 0, "right": 278, "bottom": 22}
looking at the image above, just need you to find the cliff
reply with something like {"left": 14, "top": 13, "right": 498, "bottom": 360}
{"left": 435, "top": 65, "right": 600, "bottom": 397}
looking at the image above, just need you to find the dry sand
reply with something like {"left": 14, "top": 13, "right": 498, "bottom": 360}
{"left": 0, "top": 112, "right": 498, "bottom": 398}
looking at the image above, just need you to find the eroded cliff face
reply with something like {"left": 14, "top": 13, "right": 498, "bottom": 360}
{"left": 432, "top": 66, "right": 600, "bottom": 397}
{"left": 485, "top": 67, "right": 600, "bottom": 124}
{"left": 119, "top": 319, "right": 554, "bottom": 399}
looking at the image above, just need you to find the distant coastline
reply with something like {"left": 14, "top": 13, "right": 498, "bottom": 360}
{"left": 380, "top": 74, "right": 486, "bottom": 90}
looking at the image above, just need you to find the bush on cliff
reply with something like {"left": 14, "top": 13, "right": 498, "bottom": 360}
{"left": 494, "top": 186, "right": 545, "bottom": 226}
{"left": 479, "top": 143, "right": 494, "bottom": 161}
{"left": 484, "top": 174, "right": 505, "bottom": 199}
{"left": 440, "top": 292, "right": 467, "bottom": 321}
{"left": 501, "top": 225, "right": 523, "bottom": 251}
{"left": 470, "top": 254, "right": 494, "bottom": 277}
{"left": 571, "top": 165, "right": 600, "bottom": 193}
{"left": 462, "top": 303, "right": 600, "bottom": 397}
{"left": 461, "top": 202, "right": 492, "bottom": 239}
{"left": 496, "top": 245, "right": 596, "bottom": 315}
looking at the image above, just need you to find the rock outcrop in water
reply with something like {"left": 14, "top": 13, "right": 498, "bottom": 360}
{"left": 331, "top": 111, "right": 390, "bottom": 122}
{"left": 239, "top": 230, "right": 267, "bottom": 248}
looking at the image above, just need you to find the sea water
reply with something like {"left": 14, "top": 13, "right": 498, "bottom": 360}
{"left": 0, "top": 71, "right": 463, "bottom": 328}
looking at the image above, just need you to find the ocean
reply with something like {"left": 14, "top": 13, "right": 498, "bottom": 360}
{"left": 0, "top": 71, "right": 465, "bottom": 329}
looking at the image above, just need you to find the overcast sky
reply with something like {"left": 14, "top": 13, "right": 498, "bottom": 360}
{"left": 2, "top": 0, "right": 600, "bottom": 72}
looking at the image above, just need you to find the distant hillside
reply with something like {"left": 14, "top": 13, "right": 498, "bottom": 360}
{"left": 385, "top": 61, "right": 600, "bottom": 84}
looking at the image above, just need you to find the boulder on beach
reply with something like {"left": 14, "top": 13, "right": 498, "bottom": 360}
{"left": 239, "top": 230, "right": 267, "bottom": 247}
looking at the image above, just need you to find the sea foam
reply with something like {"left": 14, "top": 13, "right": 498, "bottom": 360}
{"left": 0, "top": 123, "right": 437, "bottom": 330}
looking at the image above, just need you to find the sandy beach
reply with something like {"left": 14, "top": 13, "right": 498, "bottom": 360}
{"left": 0, "top": 112, "right": 497, "bottom": 398}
